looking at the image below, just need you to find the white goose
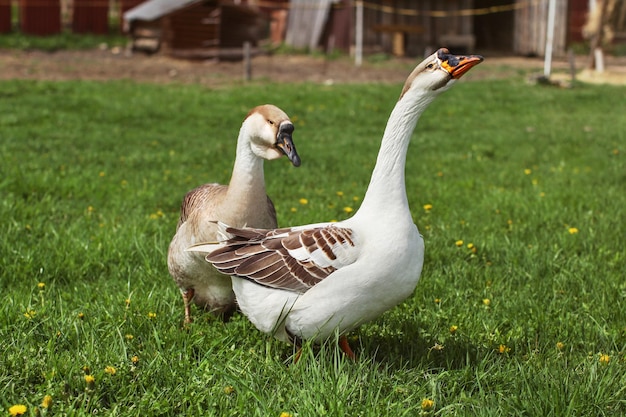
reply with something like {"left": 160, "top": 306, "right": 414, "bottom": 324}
{"left": 189, "top": 49, "right": 483, "bottom": 356}
{"left": 168, "top": 104, "right": 301, "bottom": 323}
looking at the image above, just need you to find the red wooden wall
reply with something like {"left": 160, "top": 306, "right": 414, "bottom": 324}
{"left": 73, "top": 0, "right": 109, "bottom": 34}
{"left": 0, "top": 0, "right": 11, "bottom": 33}
{"left": 20, "top": 0, "right": 61, "bottom": 35}
{"left": 568, "top": 0, "right": 589, "bottom": 43}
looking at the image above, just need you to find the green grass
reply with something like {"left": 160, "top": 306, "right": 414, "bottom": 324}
{"left": 0, "top": 32, "right": 128, "bottom": 51}
{"left": 1, "top": 74, "right": 625, "bottom": 416}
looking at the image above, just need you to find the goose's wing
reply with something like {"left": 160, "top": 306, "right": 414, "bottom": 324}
{"left": 177, "top": 183, "right": 227, "bottom": 225}
{"left": 205, "top": 223, "right": 359, "bottom": 292}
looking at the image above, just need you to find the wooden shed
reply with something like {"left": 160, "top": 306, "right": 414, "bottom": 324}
{"left": 287, "top": 0, "right": 477, "bottom": 57}
{"left": 124, "top": 0, "right": 264, "bottom": 59}
{"left": 288, "top": 0, "right": 595, "bottom": 59}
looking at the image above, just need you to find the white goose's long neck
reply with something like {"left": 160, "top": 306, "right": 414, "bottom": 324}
{"left": 356, "top": 89, "right": 435, "bottom": 220}
{"left": 226, "top": 125, "right": 267, "bottom": 210}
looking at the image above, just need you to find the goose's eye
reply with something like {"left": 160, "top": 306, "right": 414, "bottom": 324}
{"left": 426, "top": 63, "right": 435, "bottom": 70}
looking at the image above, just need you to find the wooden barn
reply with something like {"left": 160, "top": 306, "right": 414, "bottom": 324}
{"left": 286, "top": 0, "right": 478, "bottom": 57}
{"left": 285, "top": 0, "right": 598, "bottom": 58}
{"left": 124, "top": 0, "right": 265, "bottom": 59}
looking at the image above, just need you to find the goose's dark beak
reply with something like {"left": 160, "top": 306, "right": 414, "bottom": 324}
{"left": 276, "top": 122, "right": 300, "bottom": 167}
{"left": 438, "top": 48, "right": 483, "bottom": 79}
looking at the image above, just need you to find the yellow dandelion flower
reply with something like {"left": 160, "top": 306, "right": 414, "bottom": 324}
{"left": 498, "top": 344, "right": 511, "bottom": 354}
{"left": 466, "top": 243, "right": 474, "bottom": 249}
{"left": 455, "top": 240, "right": 464, "bottom": 247}
{"left": 125, "top": 298, "right": 131, "bottom": 306}
{"left": 434, "top": 298, "right": 441, "bottom": 304}
{"left": 352, "top": 196, "right": 360, "bottom": 202}
{"left": 37, "top": 282, "right": 46, "bottom": 290}
{"left": 148, "top": 312, "right": 157, "bottom": 319}
{"left": 421, "top": 398, "right": 434, "bottom": 411}
{"left": 131, "top": 355, "right": 139, "bottom": 364}
{"left": 524, "top": 169, "right": 531, "bottom": 175}
{"left": 482, "top": 298, "right": 491, "bottom": 306}
{"left": 104, "top": 366, "right": 116, "bottom": 375}
{"left": 568, "top": 227, "right": 579, "bottom": 234}
{"left": 299, "top": 198, "right": 308, "bottom": 205}
{"left": 8, "top": 405, "right": 27, "bottom": 416}
{"left": 78, "top": 312, "right": 85, "bottom": 320}
{"left": 423, "top": 203, "right": 433, "bottom": 212}
{"left": 343, "top": 206, "right": 354, "bottom": 214}
{"left": 125, "top": 334, "right": 134, "bottom": 340}
{"left": 82, "top": 366, "right": 90, "bottom": 374}
{"left": 336, "top": 191, "right": 344, "bottom": 197}
{"left": 84, "top": 374, "right": 95, "bottom": 384}
{"left": 99, "top": 171, "right": 106, "bottom": 177}
{"left": 41, "top": 395, "right": 53, "bottom": 409}
{"left": 599, "top": 354, "right": 610, "bottom": 364}
{"left": 87, "top": 206, "right": 94, "bottom": 213}
{"left": 449, "top": 325, "right": 458, "bottom": 334}
{"left": 290, "top": 207, "right": 297, "bottom": 213}
{"left": 507, "top": 219, "right": 513, "bottom": 225}
{"left": 556, "top": 342, "right": 565, "bottom": 351}
{"left": 279, "top": 412, "right": 293, "bottom": 417}
{"left": 24, "top": 310, "right": 36, "bottom": 319}
{"left": 224, "top": 385, "right": 235, "bottom": 395}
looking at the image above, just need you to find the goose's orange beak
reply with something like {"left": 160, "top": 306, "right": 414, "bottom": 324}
{"left": 438, "top": 48, "right": 484, "bottom": 79}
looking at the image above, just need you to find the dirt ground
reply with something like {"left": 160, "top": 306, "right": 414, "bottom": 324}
{"left": 1, "top": 47, "right": 625, "bottom": 86}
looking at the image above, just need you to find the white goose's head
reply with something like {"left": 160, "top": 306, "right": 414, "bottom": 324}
{"left": 243, "top": 104, "right": 301, "bottom": 167}
{"left": 400, "top": 48, "right": 483, "bottom": 99}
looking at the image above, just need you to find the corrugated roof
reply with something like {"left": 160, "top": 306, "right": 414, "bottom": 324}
{"left": 124, "top": 0, "right": 202, "bottom": 22}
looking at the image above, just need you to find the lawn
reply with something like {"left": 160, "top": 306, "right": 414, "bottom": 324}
{"left": 0, "top": 70, "right": 625, "bottom": 416}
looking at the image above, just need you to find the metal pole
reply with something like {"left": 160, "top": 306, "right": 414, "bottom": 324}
{"left": 355, "top": 0, "right": 363, "bottom": 67}
{"left": 243, "top": 41, "right": 252, "bottom": 81}
{"left": 543, "top": 0, "right": 556, "bottom": 78}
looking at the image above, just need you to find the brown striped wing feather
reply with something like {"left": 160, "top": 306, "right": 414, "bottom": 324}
{"left": 205, "top": 224, "right": 358, "bottom": 293}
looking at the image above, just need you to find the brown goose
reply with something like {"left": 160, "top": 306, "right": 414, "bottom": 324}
{"left": 168, "top": 104, "right": 300, "bottom": 323}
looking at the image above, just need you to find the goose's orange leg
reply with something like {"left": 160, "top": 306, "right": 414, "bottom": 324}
{"left": 339, "top": 335, "right": 356, "bottom": 360}
{"left": 293, "top": 347, "right": 303, "bottom": 364}
{"left": 182, "top": 289, "right": 194, "bottom": 324}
